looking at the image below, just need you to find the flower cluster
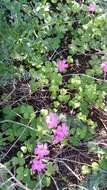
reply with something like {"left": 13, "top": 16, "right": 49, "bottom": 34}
{"left": 45, "top": 112, "right": 58, "bottom": 128}
{"left": 54, "top": 123, "right": 68, "bottom": 143}
{"left": 45, "top": 112, "right": 69, "bottom": 143}
{"left": 32, "top": 159, "right": 45, "bottom": 172}
{"left": 101, "top": 61, "right": 107, "bottom": 73}
{"left": 88, "top": 2, "right": 96, "bottom": 13}
{"left": 32, "top": 143, "right": 49, "bottom": 172}
{"left": 34, "top": 143, "right": 49, "bottom": 158}
{"left": 57, "top": 59, "right": 69, "bottom": 73}
{"left": 32, "top": 113, "right": 68, "bottom": 173}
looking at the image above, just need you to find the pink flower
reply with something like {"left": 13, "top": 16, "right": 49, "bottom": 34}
{"left": 54, "top": 123, "right": 69, "bottom": 143}
{"left": 45, "top": 112, "right": 59, "bottom": 128}
{"left": 101, "top": 62, "right": 107, "bottom": 73}
{"left": 32, "top": 159, "right": 45, "bottom": 172}
{"left": 34, "top": 143, "right": 49, "bottom": 158}
{"left": 57, "top": 59, "right": 69, "bottom": 73}
{"left": 88, "top": 3, "right": 96, "bottom": 13}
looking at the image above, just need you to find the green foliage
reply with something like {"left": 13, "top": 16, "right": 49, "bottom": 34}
{"left": 0, "top": 0, "right": 107, "bottom": 189}
{"left": 81, "top": 171, "right": 107, "bottom": 190}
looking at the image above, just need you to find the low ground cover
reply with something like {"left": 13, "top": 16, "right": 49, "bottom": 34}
{"left": 0, "top": 0, "right": 107, "bottom": 189}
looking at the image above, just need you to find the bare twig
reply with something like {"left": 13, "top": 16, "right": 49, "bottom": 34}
{"left": 100, "top": 118, "right": 107, "bottom": 132}
{"left": 50, "top": 176, "right": 59, "bottom": 190}
{"left": 7, "top": 183, "right": 16, "bottom": 190}
{"left": 49, "top": 50, "right": 57, "bottom": 61}
{"left": 54, "top": 159, "right": 81, "bottom": 181}
{"left": 67, "top": 145, "right": 94, "bottom": 160}
{"left": 55, "top": 158, "right": 91, "bottom": 167}
{"left": 1, "top": 128, "right": 26, "bottom": 161}
{"left": 0, "top": 120, "right": 36, "bottom": 132}
{"left": 63, "top": 73, "right": 107, "bottom": 82}
{"left": 0, "top": 81, "right": 16, "bottom": 106}
{"left": 33, "top": 174, "right": 44, "bottom": 190}
{"left": 77, "top": 50, "right": 107, "bottom": 56}
{"left": 39, "top": 174, "right": 42, "bottom": 190}
{"left": 69, "top": 184, "right": 89, "bottom": 190}
{"left": 0, "top": 119, "right": 34, "bottom": 161}
{"left": 49, "top": 49, "right": 68, "bottom": 61}
{"left": 0, "top": 177, "right": 12, "bottom": 188}
{"left": 0, "top": 163, "right": 31, "bottom": 190}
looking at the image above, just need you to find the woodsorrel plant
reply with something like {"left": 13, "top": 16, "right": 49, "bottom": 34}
{"left": 0, "top": 0, "right": 107, "bottom": 189}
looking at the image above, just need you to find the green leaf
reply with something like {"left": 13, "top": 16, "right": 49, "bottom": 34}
{"left": 76, "top": 127, "right": 87, "bottom": 140}
{"left": 71, "top": 136, "right": 79, "bottom": 145}
{"left": 3, "top": 106, "right": 16, "bottom": 119}
{"left": 92, "top": 162, "right": 99, "bottom": 171}
{"left": 100, "top": 158, "right": 107, "bottom": 170}
{"left": 16, "top": 167, "right": 24, "bottom": 180}
{"left": 43, "top": 176, "right": 51, "bottom": 187}
{"left": 23, "top": 168, "right": 30, "bottom": 183}
{"left": 20, "top": 104, "right": 35, "bottom": 120}
{"left": 46, "top": 162, "right": 56, "bottom": 176}
{"left": 21, "top": 146, "right": 27, "bottom": 153}
{"left": 18, "top": 157, "right": 25, "bottom": 166}
{"left": 81, "top": 165, "right": 91, "bottom": 175}
{"left": 11, "top": 157, "right": 19, "bottom": 166}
